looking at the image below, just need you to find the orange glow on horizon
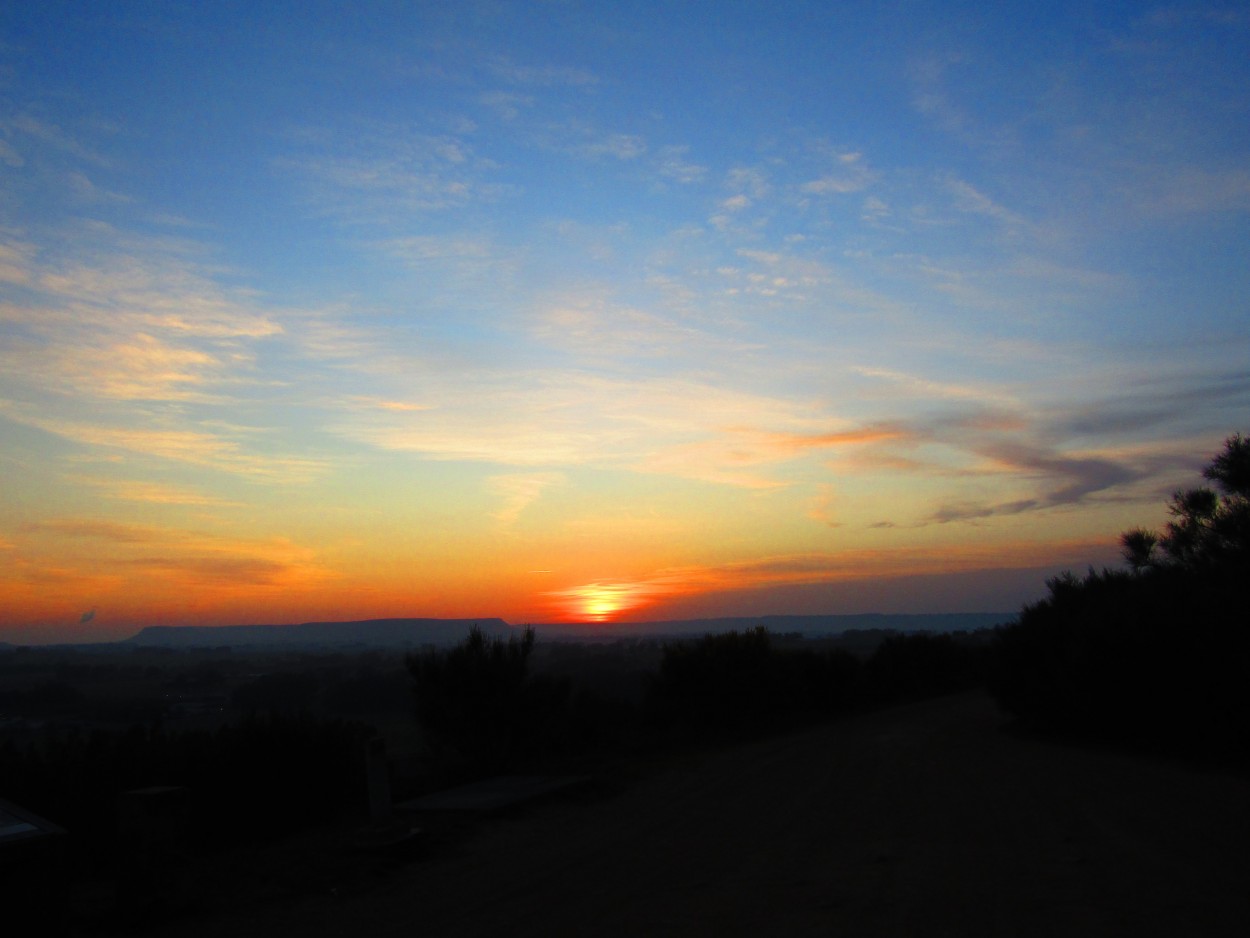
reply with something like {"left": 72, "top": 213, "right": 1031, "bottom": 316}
{"left": 548, "top": 581, "right": 649, "bottom": 622}
{"left": 0, "top": 527, "right": 1123, "bottom": 643}
{"left": 536, "top": 534, "right": 1121, "bottom": 626}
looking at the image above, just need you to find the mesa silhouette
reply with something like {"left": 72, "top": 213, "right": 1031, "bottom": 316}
{"left": 125, "top": 612, "right": 1011, "bottom": 649}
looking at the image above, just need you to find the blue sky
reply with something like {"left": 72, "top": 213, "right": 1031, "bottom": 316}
{"left": 2, "top": 2, "right": 1248, "bottom": 641}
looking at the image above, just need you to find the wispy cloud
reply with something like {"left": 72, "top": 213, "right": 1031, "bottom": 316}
{"left": 822, "top": 390, "right": 1218, "bottom": 526}
{"left": 479, "top": 91, "right": 535, "bottom": 120}
{"left": 67, "top": 170, "right": 131, "bottom": 205}
{"left": 569, "top": 130, "right": 647, "bottom": 161}
{"left": 20, "top": 332, "right": 225, "bottom": 403}
{"left": 716, "top": 248, "right": 833, "bottom": 302}
{"left": 751, "top": 425, "right": 907, "bottom": 454}
{"left": 528, "top": 292, "right": 729, "bottom": 360}
{"left": 801, "top": 151, "right": 877, "bottom": 195}
{"left": 0, "top": 402, "right": 328, "bottom": 482}
{"left": 16, "top": 518, "right": 329, "bottom": 590}
{"left": 69, "top": 476, "right": 243, "bottom": 507}
{"left": 112, "top": 555, "right": 296, "bottom": 587}
{"left": 488, "top": 60, "right": 598, "bottom": 88}
{"left": 851, "top": 366, "right": 1018, "bottom": 405}
{"left": 1052, "top": 368, "right": 1250, "bottom": 440}
{"left": 379, "top": 234, "right": 514, "bottom": 290}
{"left": 655, "top": 145, "right": 707, "bottom": 184}
{"left": 807, "top": 483, "right": 841, "bottom": 527}
{"left": 279, "top": 124, "right": 504, "bottom": 222}
{"left": 343, "top": 396, "right": 432, "bottom": 414}
{"left": 0, "top": 239, "right": 36, "bottom": 286}
{"left": 636, "top": 424, "right": 906, "bottom": 489}
{"left": 381, "top": 233, "right": 490, "bottom": 261}
{"left": 726, "top": 167, "right": 770, "bottom": 200}
{"left": 907, "top": 52, "right": 1020, "bottom": 156}
{"left": 546, "top": 535, "right": 1118, "bottom": 619}
{"left": 6, "top": 232, "right": 283, "bottom": 341}
{"left": 943, "top": 176, "right": 1026, "bottom": 228}
{"left": 4, "top": 113, "right": 111, "bottom": 166}
{"left": 327, "top": 369, "right": 851, "bottom": 483}
{"left": 0, "top": 227, "right": 340, "bottom": 487}
{"left": 22, "top": 518, "right": 168, "bottom": 544}
{"left": 925, "top": 443, "right": 1142, "bottom": 524}
{"left": 489, "top": 472, "right": 563, "bottom": 525}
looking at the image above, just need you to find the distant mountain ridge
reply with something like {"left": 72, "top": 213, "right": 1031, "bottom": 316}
{"left": 125, "top": 612, "right": 1013, "bottom": 648}
{"left": 127, "top": 618, "right": 511, "bottom": 648}
{"left": 532, "top": 612, "right": 1013, "bottom": 640}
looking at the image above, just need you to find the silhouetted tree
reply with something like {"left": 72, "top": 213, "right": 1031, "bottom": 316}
{"left": 993, "top": 433, "right": 1250, "bottom": 756}
{"left": 1124, "top": 433, "right": 1250, "bottom": 571}
{"left": 1119, "top": 527, "right": 1158, "bottom": 573}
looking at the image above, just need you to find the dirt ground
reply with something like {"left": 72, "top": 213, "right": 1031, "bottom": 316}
{"left": 159, "top": 692, "right": 1250, "bottom": 937}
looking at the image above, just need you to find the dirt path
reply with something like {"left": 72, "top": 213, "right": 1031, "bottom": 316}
{"left": 163, "top": 692, "right": 1250, "bottom": 937}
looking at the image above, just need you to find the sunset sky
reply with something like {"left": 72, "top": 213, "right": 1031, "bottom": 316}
{"left": 3, "top": 3, "right": 1249, "bottom": 643}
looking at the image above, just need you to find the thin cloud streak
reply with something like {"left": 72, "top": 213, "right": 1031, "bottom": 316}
{"left": 548, "top": 536, "right": 1119, "bottom": 620}
{"left": 11, "top": 517, "right": 331, "bottom": 594}
{"left": 67, "top": 476, "right": 242, "bottom": 507}
{"left": 1, "top": 403, "right": 329, "bottom": 482}
{"left": 490, "top": 472, "right": 563, "bottom": 525}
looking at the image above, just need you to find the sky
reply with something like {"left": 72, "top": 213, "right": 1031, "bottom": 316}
{"left": 2, "top": 2, "right": 1249, "bottom": 643}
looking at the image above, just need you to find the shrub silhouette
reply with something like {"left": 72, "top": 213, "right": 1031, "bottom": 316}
{"left": 646, "top": 627, "right": 862, "bottom": 735}
{"left": 990, "top": 433, "right": 1250, "bottom": 755}
{"left": 647, "top": 627, "right": 777, "bottom": 731}
{"left": 865, "top": 633, "right": 983, "bottom": 702}
{"left": 1, "top": 713, "right": 371, "bottom": 866}
{"left": 406, "top": 626, "right": 572, "bottom": 778}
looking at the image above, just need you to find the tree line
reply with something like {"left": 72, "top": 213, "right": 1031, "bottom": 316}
{"left": 989, "top": 433, "right": 1250, "bottom": 757}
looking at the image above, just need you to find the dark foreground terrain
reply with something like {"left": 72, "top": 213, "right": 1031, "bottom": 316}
{"left": 158, "top": 691, "right": 1250, "bottom": 938}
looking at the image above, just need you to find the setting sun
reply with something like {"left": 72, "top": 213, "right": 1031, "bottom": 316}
{"left": 584, "top": 594, "right": 623, "bottom": 622}
{"left": 549, "top": 582, "right": 646, "bottom": 623}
